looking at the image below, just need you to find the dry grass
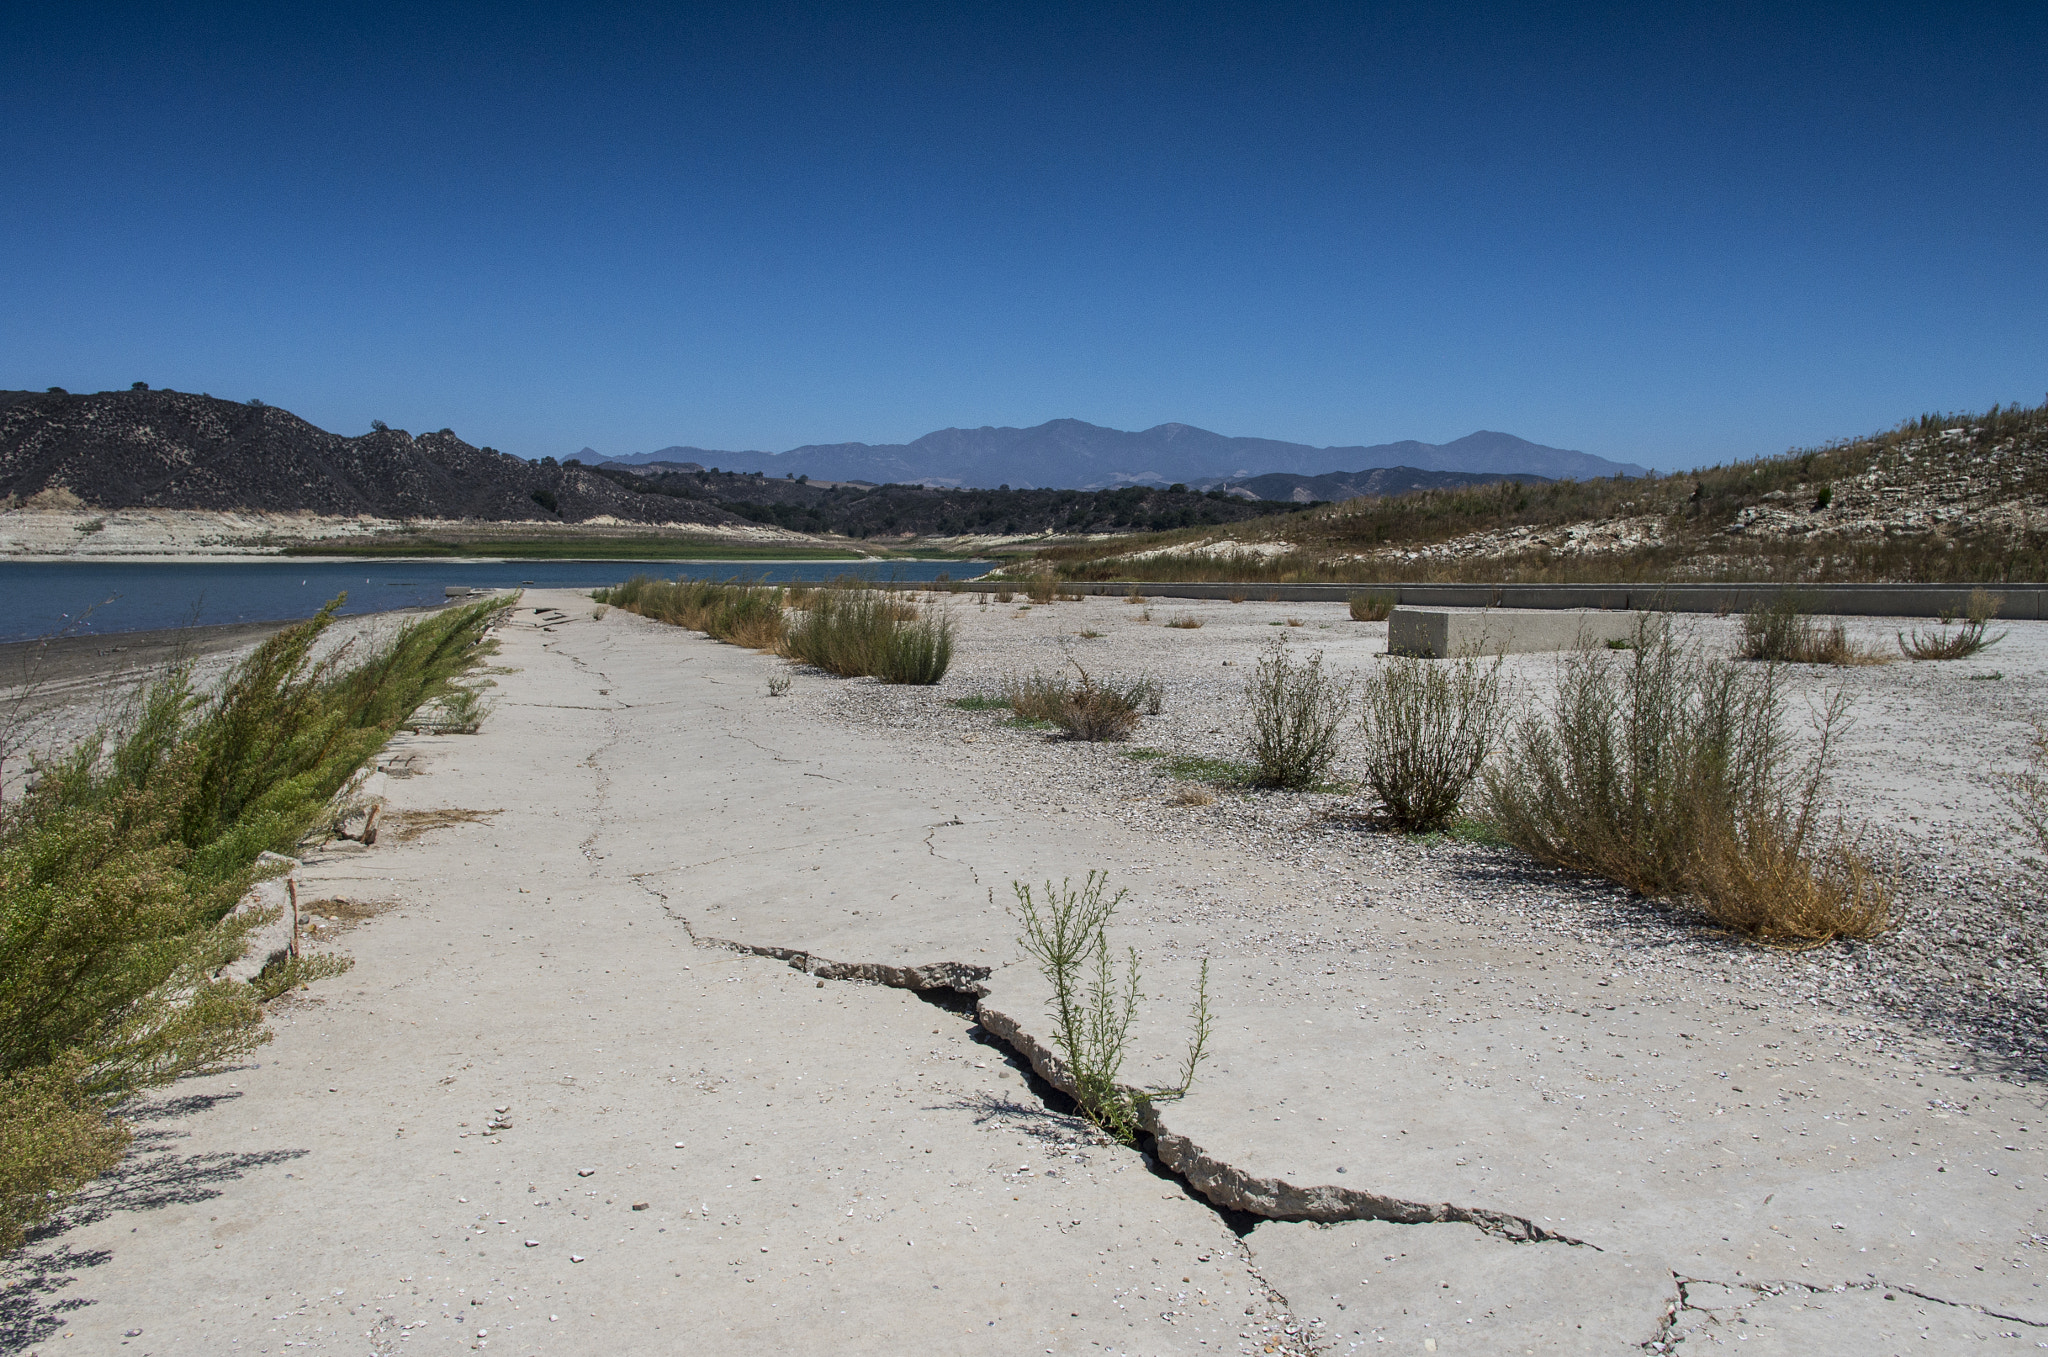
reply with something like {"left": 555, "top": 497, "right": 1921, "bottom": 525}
{"left": 383, "top": 807, "right": 501, "bottom": 842}
{"left": 1168, "top": 785, "right": 1217, "bottom": 807}
{"left": 1349, "top": 591, "right": 1396, "bottom": 622}
{"left": 1164, "top": 612, "right": 1204, "bottom": 629}
{"left": 1689, "top": 818, "right": 1891, "bottom": 946}
{"left": 298, "top": 896, "right": 398, "bottom": 941}
{"left": 1004, "top": 664, "right": 1161, "bottom": 741}
{"left": 1738, "top": 595, "right": 1890, "bottom": 665}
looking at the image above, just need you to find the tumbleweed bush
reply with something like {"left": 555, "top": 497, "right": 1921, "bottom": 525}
{"left": 1739, "top": 593, "right": 1886, "bottom": 666}
{"left": 1358, "top": 653, "right": 1507, "bottom": 831}
{"left": 1483, "top": 619, "right": 1887, "bottom": 943}
{"left": 1899, "top": 588, "right": 2005, "bottom": 660}
{"left": 1245, "top": 639, "right": 1349, "bottom": 789}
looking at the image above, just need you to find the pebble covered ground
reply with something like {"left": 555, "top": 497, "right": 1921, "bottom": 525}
{"left": 799, "top": 592, "right": 2048, "bottom": 1088}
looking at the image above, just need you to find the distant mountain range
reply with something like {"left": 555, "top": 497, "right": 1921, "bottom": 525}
{"left": 0, "top": 388, "right": 745, "bottom": 527}
{"left": 589, "top": 419, "right": 1647, "bottom": 490}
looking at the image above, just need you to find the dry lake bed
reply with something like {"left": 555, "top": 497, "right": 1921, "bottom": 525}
{"left": 5, "top": 590, "right": 2046, "bottom": 1355}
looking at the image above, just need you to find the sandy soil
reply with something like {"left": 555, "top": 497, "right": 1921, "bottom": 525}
{"left": 5, "top": 592, "right": 2045, "bottom": 1355}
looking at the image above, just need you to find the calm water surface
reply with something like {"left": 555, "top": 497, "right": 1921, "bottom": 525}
{"left": 0, "top": 558, "right": 988, "bottom": 642}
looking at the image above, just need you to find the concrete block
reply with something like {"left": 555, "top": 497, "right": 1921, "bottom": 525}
{"left": 1387, "top": 606, "right": 1646, "bottom": 657}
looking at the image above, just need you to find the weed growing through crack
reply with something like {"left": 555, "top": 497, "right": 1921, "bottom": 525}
{"left": 1007, "top": 873, "right": 1211, "bottom": 1142}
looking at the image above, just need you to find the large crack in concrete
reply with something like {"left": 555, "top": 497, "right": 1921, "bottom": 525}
{"left": 701, "top": 932, "right": 1591, "bottom": 1251}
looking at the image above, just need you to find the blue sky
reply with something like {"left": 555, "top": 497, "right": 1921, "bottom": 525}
{"left": 2, "top": 2, "right": 2042, "bottom": 471}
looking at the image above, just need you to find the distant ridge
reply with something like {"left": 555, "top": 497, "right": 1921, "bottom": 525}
{"left": 595, "top": 419, "right": 1646, "bottom": 488}
{"left": 0, "top": 388, "right": 746, "bottom": 527}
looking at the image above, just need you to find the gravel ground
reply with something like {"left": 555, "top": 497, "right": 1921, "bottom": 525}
{"left": 798, "top": 593, "right": 2048, "bottom": 1086}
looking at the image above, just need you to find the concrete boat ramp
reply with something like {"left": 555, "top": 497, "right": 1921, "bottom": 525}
{"left": 7, "top": 590, "right": 2044, "bottom": 1355}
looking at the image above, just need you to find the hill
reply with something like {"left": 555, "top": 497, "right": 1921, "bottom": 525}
{"left": 580, "top": 462, "right": 1314, "bottom": 539}
{"left": 596, "top": 419, "right": 1647, "bottom": 488}
{"left": 0, "top": 388, "right": 747, "bottom": 528}
{"left": 1035, "top": 402, "right": 2048, "bottom": 585}
{"left": 1220, "top": 466, "right": 1551, "bottom": 503}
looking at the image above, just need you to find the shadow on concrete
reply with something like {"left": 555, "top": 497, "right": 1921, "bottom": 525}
{"left": 0, "top": 1092, "right": 306, "bottom": 1354}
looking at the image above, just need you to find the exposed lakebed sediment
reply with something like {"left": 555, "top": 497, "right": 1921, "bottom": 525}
{"left": 11, "top": 591, "right": 2047, "bottom": 1354}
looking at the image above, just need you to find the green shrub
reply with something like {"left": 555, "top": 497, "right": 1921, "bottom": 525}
{"left": 0, "top": 1055, "right": 131, "bottom": 1254}
{"left": 782, "top": 584, "right": 954, "bottom": 684}
{"left": 1007, "top": 873, "right": 1211, "bottom": 1143}
{"left": 1484, "top": 621, "right": 1888, "bottom": 943}
{"left": 1348, "top": 591, "right": 1396, "bottom": 622}
{"left": 594, "top": 576, "right": 788, "bottom": 649}
{"left": 1358, "top": 654, "right": 1507, "bottom": 831}
{"left": 1005, "top": 665, "right": 1162, "bottom": 741}
{"left": 0, "top": 594, "right": 507, "bottom": 1256}
{"left": 1245, "top": 639, "right": 1348, "bottom": 789}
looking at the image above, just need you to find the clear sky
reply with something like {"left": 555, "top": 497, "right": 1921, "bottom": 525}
{"left": 3, "top": 2, "right": 2042, "bottom": 471}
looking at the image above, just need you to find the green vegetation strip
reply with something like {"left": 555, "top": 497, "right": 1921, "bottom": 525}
{"left": 285, "top": 538, "right": 867, "bottom": 561}
{"left": 0, "top": 594, "right": 510, "bottom": 1255}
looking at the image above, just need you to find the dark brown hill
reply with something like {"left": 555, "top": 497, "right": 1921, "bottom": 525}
{"left": 0, "top": 388, "right": 745, "bottom": 527}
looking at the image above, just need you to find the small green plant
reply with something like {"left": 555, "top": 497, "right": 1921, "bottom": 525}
{"left": 1007, "top": 874, "right": 1212, "bottom": 1142}
{"left": 949, "top": 694, "right": 1011, "bottom": 711}
{"left": 1160, "top": 752, "right": 1259, "bottom": 784}
{"left": 73, "top": 518, "right": 106, "bottom": 536}
{"left": 766, "top": 674, "right": 792, "bottom": 697}
{"left": 1348, "top": 591, "right": 1395, "bottom": 622}
{"left": 1604, "top": 637, "right": 1634, "bottom": 650}
{"left": 1812, "top": 484, "right": 1833, "bottom": 510}
{"left": 1898, "top": 588, "right": 2005, "bottom": 660}
{"left": 1164, "top": 612, "right": 1203, "bottom": 629}
{"left": 1245, "top": 639, "right": 1348, "bottom": 789}
{"left": 1357, "top": 654, "right": 1507, "bottom": 831}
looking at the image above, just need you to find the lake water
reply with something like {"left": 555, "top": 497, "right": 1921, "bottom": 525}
{"left": 0, "top": 558, "right": 990, "bottom": 642}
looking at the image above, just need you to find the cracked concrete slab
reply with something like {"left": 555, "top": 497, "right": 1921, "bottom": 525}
{"left": 1249, "top": 1219, "right": 1674, "bottom": 1353}
{"left": 11, "top": 590, "right": 2046, "bottom": 1354}
{"left": 1663, "top": 1278, "right": 2047, "bottom": 1352}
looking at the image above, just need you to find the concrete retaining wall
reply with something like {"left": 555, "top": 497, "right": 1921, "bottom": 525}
{"left": 930, "top": 579, "right": 2046, "bottom": 619}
